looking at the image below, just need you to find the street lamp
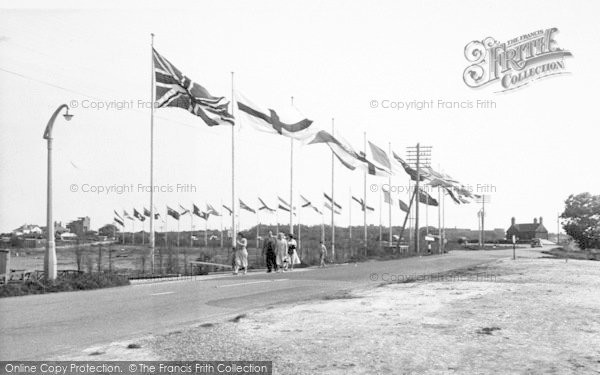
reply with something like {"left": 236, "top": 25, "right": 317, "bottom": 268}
{"left": 43, "top": 104, "right": 73, "bottom": 280}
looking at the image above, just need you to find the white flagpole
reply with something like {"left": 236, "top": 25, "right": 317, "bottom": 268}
{"left": 219, "top": 199, "right": 225, "bottom": 249}
{"left": 142, "top": 219, "right": 145, "bottom": 245}
{"left": 190, "top": 207, "right": 194, "bottom": 247}
{"left": 363, "top": 131, "right": 367, "bottom": 256}
{"left": 349, "top": 186, "right": 352, "bottom": 257}
{"left": 321, "top": 209, "right": 325, "bottom": 244}
{"left": 131, "top": 218, "right": 135, "bottom": 245}
{"left": 438, "top": 185, "right": 441, "bottom": 254}
{"left": 388, "top": 142, "right": 392, "bottom": 245}
{"left": 379, "top": 188, "right": 382, "bottom": 246}
{"left": 331, "top": 117, "right": 335, "bottom": 261}
{"left": 204, "top": 217, "right": 208, "bottom": 247}
{"left": 177, "top": 218, "right": 180, "bottom": 247}
{"left": 231, "top": 72, "right": 237, "bottom": 252}
{"left": 297, "top": 202, "right": 302, "bottom": 258}
{"left": 149, "top": 33, "right": 156, "bottom": 273}
{"left": 290, "top": 96, "right": 294, "bottom": 236}
{"left": 256, "top": 211, "right": 260, "bottom": 249}
{"left": 442, "top": 188, "right": 446, "bottom": 253}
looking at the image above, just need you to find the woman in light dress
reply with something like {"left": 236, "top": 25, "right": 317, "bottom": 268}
{"left": 275, "top": 232, "right": 288, "bottom": 272}
{"left": 234, "top": 232, "right": 248, "bottom": 275}
{"left": 287, "top": 233, "right": 301, "bottom": 270}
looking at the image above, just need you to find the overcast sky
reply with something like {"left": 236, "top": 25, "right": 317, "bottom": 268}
{"left": 0, "top": 0, "right": 598, "bottom": 234}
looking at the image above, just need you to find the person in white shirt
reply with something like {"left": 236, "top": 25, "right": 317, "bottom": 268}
{"left": 319, "top": 241, "right": 327, "bottom": 268}
{"left": 275, "top": 232, "right": 288, "bottom": 272}
{"left": 234, "top": 232, "right": 248, "bottom": 275}
{"left": 287, "top": 233, "right": 301, "bottom": 270}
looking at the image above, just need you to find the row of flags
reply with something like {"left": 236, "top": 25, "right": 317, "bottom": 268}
{"left": 113, "top": 187, "right": 427, "bottom": 227}
{"left": 113, "top": 203, "right": 223, "bottom": 227}
{"left": 151, "top": 47, "right": 476, "bottom": 217}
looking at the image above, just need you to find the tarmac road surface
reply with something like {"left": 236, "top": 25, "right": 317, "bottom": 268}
{"left": 0, "top": 246, "right": 552, "bottom": 359}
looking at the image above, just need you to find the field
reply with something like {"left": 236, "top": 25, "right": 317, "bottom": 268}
{"left": 6, "top": 237, "right": 404, "bottom": 276}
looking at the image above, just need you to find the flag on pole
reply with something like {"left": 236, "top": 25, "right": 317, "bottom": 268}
{"left": 301, "top": 195, "right": 323, "bottom": 214}
{"left": 114, "top": 217, "right": 124, "bottom": 226}
{"left": 222, "top": 205, "right": 233, "bottom": 216}
{"left": 383, "top": 189, "right": 392, "bottom": 205}
{"left": 153, "top": 48, "right": 234, "bottom": 126}
{"left": 352, "top": 196, "right": 374, "bottom": 212}
{"left": 444, "top": 187, "right": 461, "bottom": 204}
{"left": 123, "top": 210, "right": 134, "bottom": 220}
{"left": 323, "top": 193, "right": 342, "bottom": 210}
{"left": 143, "top": 207, "right": 152, "bottom": 217}
{"left": 258, "top": 198, "right": 276, "bottom": 213}
{"left": 428, "top": 178, "right": 454, "bottom": 189}
{"left": 192, "top": 204, "right": 209, "bottom": 219}
{"left": 179, "top": 204, "right": 190, "bottom": 216}
{"left": 324, "top": 202, "right": 341, "bottom": 215}
{"left": 358, "top": 151, "right": 390, "bottom": 177}
{"left": 418, "top": 190, "right": 439, "bottom": 206}
{"left": 300, "top": 195, "right": 312, "bottom": 208}
{"left": 134, "top": 209, "right": 145, "bottom": 221}
{"left": 307, "top": 130, "right": 361, "bottom": 170}
{"left": 235, "top": 92, "right": 314, "bottom": 139}
{"left": 392, "top": 152, "right": 426, "bottom": 181}
{"left": 167, "top": 206, "right": 181, "bottom": 220}
{"left": 277, "top": 196, "right": 296, "bottom": 215}
{"left": 114, "top": 210, "right": 124, "bottom": 222}
{"left": 193, "top": 205, "right": 210, "bottom": 220}
{"left": 398, "top": 199, "right": 410, "bottom": 212}
{"left": 239, "top": 199, "right": 256, "bottom": 214}
{"left": 368, "top": 141, "right": 392, "bottom": 171}
{"left": 206, "top": 204, "right": 221, "bottom": 216}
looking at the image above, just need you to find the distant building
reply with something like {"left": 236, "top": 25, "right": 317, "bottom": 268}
{"left": 506, "top": 217, "right": 548, "bottom": 241}
{"left": 12, "top": 224, "right": 43, "bottom": 237}
{"left": 66, "top": 216, "right": 91, "bottom": 237}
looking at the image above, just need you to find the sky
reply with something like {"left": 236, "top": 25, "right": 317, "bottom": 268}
{"left": 0, "top": 0, "right": 598, "bottom": 235}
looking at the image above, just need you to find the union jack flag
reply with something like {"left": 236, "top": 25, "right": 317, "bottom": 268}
{"left": 153, "top": 48, "right": 234, "bottom": 126}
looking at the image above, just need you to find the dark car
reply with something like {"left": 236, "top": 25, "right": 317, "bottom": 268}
{"left": 530, "top": 238, "right": 542, "bottom": 248}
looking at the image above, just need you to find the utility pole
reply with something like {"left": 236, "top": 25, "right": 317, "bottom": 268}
{"left": 406, "top": 144, "right": 431, "bottom": 254}
{"left": 557, "top": 212, "right": 560, "bottom": 245}
{"left": 476, "top": 195, "right": 491, "bottom": 249}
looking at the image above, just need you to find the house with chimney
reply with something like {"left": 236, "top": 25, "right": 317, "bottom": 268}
{"left": 506, "top": 217, "right": 548, "bottom": 242}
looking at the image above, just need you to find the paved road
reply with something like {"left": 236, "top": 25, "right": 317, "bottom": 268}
{"left": 0, "top": 246, "right": 549, "bottom": 360}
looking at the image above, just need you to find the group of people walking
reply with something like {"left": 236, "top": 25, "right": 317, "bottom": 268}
{"left": 232, "top": 231, "right": 328, "bottom": 275}
{"left": 262, "top": 231, "right": 301, "bottom": 272}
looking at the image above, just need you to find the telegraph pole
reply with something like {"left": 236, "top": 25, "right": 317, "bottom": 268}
{"left": 406, "top": 144, "right": 431, "bottom": 254}
{"left": 476, "top": 195, "right": 491, "bottom": 249}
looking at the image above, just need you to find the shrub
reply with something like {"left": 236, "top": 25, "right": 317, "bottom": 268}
{"left": 0, "top": 272, "right": 130, "bottom": 298}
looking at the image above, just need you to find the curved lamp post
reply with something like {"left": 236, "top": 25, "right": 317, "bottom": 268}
{"left": 43, "top": 104, "right": 73, "bottom": 280}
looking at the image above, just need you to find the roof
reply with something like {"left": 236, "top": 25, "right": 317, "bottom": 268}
{"left": 508, "top": 223, "right": 547, "bottom": 233}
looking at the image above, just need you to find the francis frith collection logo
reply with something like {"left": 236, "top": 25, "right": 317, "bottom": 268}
{"left": 463, "top": 28, "right": 573, "bottom": 92}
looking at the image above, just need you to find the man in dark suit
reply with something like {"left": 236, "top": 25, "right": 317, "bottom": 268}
{"left": 263, "top": 231, "right": 278, "bottom": 273}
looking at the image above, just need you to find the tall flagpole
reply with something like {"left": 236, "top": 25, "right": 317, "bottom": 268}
{"left": 388, "top": 142, "right": 392, "bottom": 245}
{"left": 438, "top": 185, "right": 442, "bottom": 254}
{"left": 149, "top": 33, "right": 156, "bottom": 273}
{"left": 379, "top": 187, "right": 382, "bottom": 246}
{"left": 415, "top": 143, "right": 420, "bottom": 254}
{"left": 290, "top": 96, "right": 294, "bottom": 236}
{"left": 204, "top": 218, "right": 208, "bottom": 247}
{"left": 330, "top": 117, "right": 335, "bottom": 261}
{"left": 349, "top": 187, "right": 352, "bottom": 257}
{"left": 363, "top": 131, "right": 367, "bottom": 256}
{"left": 231, "top": 72, "right": 237, "bottom": 252}
{"left": 220, "top": 199, "right": 224, "bottom": 248}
